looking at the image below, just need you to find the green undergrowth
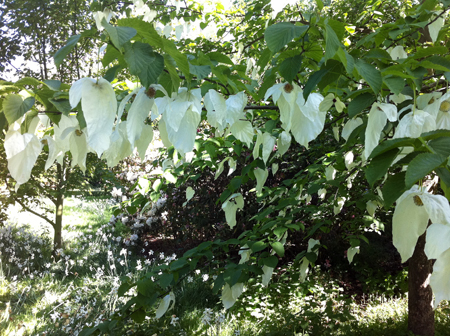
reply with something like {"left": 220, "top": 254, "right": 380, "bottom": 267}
{"left": 1, "top": 198, "right": 449, "bottom": 336}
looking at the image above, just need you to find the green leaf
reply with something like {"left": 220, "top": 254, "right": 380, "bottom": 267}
{"left": 366, "top": 148, "right": 400, "bottom": 186}
{"left": 124, "top": 42, "right": 164, "bottom": 88}
{"left": 324, "top": 23, "right": 341, "bottom": 62}
{"left": 159, "top": 273, "right": 174, "bottom": 288}
{"left": 279, "top": 55, "right": 303, "bottom": 83}
{"left": 54, "top": 34, "right": 81, "bottom": 68}
{"left": 316, "top": 0, "right": 324, "bottom": 10}
{"left": 420, "top": 129, "right": 450, "bottom": 141}
{"left": 263, "top": 255, "right": 278, "bottom": 268}
{"left": 369, "top": 137, "right": 420, "bottom": 159}
{"left": 264, "top": 23, "right": 309, "bottom": 53}
{"left": 102, "top": 44, "right": 122, "bottom": 67}
{"left": 364, "top": 48, "right": 391, "bottom": 60}
{"left": 250, "top": 240, "right": 267, "bottom": 253}
{"left": 336, "top": 47, "right": 354, "bottom": 74}
{"left": 420, "top": 60, "right": 450, "bottom": 72}
{"left": 48, "top": 98, "right": 71, "bottom": 114}
{"left": 3, "top": 95, "right": 35, "bottom": 124}
{"left": 170, "top": 258, "right": 187, "bottom": 271}
{"left": 162, "top": 39, "right": 191, "bottom": 79}
{"left": 104, "top": 64, "right": 122, "bottom": 82}
{"left": 270, "top": 242, "right": 285, "bottom": 257}
{"left": 189, "top": 64, "right": 211, "bottom": 80}
{"left": 412, "top": 46, "right": 449, "bottom": 59}
{"left": 20, "top": 110, "right": 38, "bottom": 133}
{"left": 436, "top": 167, "right": 450, "bottom": 189}
{"left": 207, "top": 52, "right": 234, "bottom": 65}
{"left": 347, "top": 92, "right": 376, "bottom": 118}
{"left": 382, "top": 172, "right": 406, "bottom": 209}
{"left": 130, "top": 309, "right": 146, "bottom": 323}
{"left": 303, "top": 68, "right": 329, "bottom": 100}
{"left": 15, "top": 77, "right": 41, "bottom": 87}
{"left": 43, "top": 80, "right": 61, "bottom": 91}
{"left": 104, "top": 20, "right": 137, "bottom": 50}
{"left": 383, "top": 76, "right": 405, "bottom": 95}
{"left": 428, "top": 137, "right": 450, "bottom": 156}
{"left": 355, "top": 60, "right": 382, "bottom": 95}
{"left": 405, "top": 153, "right": 447, "bottom": 188}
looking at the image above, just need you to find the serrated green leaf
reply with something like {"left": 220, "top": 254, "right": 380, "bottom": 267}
{"left": 436, "top": 168, "right": 450, "bottom": 190}
{"left": 364, "top": 48, "right": 391, "bottom": 60}
{"left": 207, "top": 52, "right": 234, "bottom": 65}
{"left": 264, "top": 23, "right": 309, "bottom": 53}
{"left": 43, "top": 80, "right": 61, "bottom": 91}
{"left": 3, "top": 95, "right": 35, "bottom": 124}
{"left": 270, "top": 242, "right": 285, "bottom": 257}
{"left": 15, "top": 77, "right": 41, "bottom": 87}
{"left": 383, "top": 76, "right": 405, "bottom": 95}
{"left": 382, "top": 172, "right": 406, "bottom": 209}
{"left": 279, "top": 54, "right": 302, "bottom": 83}
{"left": 405, "top": 153, "right": 447, "bottom": 188}
{"left": 369, "top": 137, "right": 420, "bottom": 159}
{"left": 54, "top": 34, "right": 81, "bottom": 68}
{"left": 189, "top": 64, "right": 211, "bottom": 80}
{"left": 366, "top": 148, "right": 399, "bottom": 186}
{"left": 420, "top": 129, "right": 450, "bottom": 141}
{"left": 303, "top": 68, "right": 329, "bottom": 100}
{"left": 49, "top": 98, "right": 71, "bottom": 114}
{"left": 412, "top": 46, "right": 448, "bottom": 59}
{"left": 336, "top": 47, "right": 354, "bottom": 74}
{"left": 324, "top": 23, "right": 341, "bottom": 61}
{"left": 104, "top": 19, "right": 137, "bottom": 50}
{"left": 428, "top": 137, "right": 450, "bottom": 156}
{"left": 348, "top": 92, "right": 375, "bottom": 118}
{"left": 355, "top": 60, "right": 382, "bottom": 95}
{"left": 103, "top": 64, "right": 122, "bottom": 82}
{"left": 124, "top": 42, "right": 164, "bottom": 87}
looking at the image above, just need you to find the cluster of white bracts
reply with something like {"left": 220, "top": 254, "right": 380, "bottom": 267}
{"left": 393, "top": 186, "right": 450, "bottom": 308}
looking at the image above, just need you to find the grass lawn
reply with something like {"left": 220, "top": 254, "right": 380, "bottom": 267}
{"left": 1, "top": 197, "right": 449, "bottom": 336}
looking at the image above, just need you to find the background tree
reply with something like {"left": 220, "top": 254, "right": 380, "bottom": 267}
{"left": 2, "top": 1, "right": 450, "bottom": 335}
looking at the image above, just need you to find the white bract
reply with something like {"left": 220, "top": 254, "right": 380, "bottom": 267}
{"left": 4, "top": 130, "right": 42, "bottom": 189}
{"left": 222, "top": 193, "right": 244, "bottom": 228}
{"left": 364, "top": 102, "right": 397, "bottom": 159}
{"left": 162, "top": 88, "right": 202, "bottom": 155}
{"left": 429, "top": 13, "right": 445, "bottom": 43}
{"left": 221, "top": 282, "right": 244, "bottom": 309}
{"left": 388, "top": 46, "right": 407, "bottom": 60}
{"left": 299, "top": 238, "right": 320, "bottom": 282}
{"left": 126, "top": 87, "right": 154, "bottom": 147}
{"left": 393, "top": 185, "right": 450, "bottom": 262}
{"left": 155, "top": 292, "right": 175, "bottom": 318}
{"left": 342, "top": 117, "right": 363, "bottom": 141}
{"left": 347, "top": 246, "right": 360, "bottom": 264}
{"left": 69, "top": 77, "right": 117, "bottom": 157}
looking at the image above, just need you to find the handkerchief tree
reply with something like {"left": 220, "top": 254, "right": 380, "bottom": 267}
{"left": 1, "top": 0, "right": 450, "bottom": 335}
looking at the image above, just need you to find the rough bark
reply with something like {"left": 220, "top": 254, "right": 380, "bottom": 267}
{"left": 408, "top": 232, "right": 434, "bottom": 336}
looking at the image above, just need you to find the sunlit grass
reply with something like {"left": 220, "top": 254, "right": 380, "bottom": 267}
{"left": 1, "top": 197, "right": 449, "bottom": 336}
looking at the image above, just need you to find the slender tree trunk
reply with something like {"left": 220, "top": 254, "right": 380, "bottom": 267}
{"left": 408, "top": 232, "right": 434, "bottom": 336}
{"left": 54, "top": 192, "right": 64, "bottom": 250}
{"left": 53, "top": 162, "right": 67, "bottom": 251}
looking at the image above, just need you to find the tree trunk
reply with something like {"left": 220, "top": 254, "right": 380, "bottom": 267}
{"left": 53, "top": 193, "right": 64, "bottom": 250}
{"left": 408, "top": 232, "right": 434, "bottom": 336}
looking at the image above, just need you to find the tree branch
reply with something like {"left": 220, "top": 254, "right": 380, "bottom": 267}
{"left": 14, "top": 197, "right": 55, "bottom": 228}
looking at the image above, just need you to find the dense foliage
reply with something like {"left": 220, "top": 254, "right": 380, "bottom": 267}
{"left": 2, "top": 0, "right": 450, "bottom": 335}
